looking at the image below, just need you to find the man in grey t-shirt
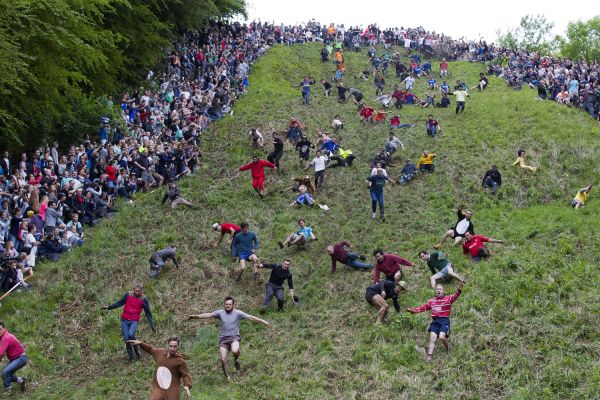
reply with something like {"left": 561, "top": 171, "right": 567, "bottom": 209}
{"left": 188, "top": 296, "right": 270, "bottom": 380}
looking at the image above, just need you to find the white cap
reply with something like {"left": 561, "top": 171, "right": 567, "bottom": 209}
{"left": 212, "top": 223, "right": 220, "bottom": 231}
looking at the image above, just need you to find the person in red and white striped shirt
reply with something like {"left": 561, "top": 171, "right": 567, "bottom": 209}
{"left": 406, "top": 281, "right": 465, "bottom": 362}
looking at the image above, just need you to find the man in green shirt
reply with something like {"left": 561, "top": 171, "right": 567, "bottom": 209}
{"left": 418, "top": 250, "right": 465, "bottom": 288}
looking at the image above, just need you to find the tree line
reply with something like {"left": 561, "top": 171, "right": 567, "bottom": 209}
{"left": 0, "top": 0, "right": 245, "bottom": 152}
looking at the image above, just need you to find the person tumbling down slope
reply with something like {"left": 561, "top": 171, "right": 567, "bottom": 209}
{"left": 327, "top": 241, "right": 373, "bottom": 273}
{"left": 406, "top": 281, "right": 465, "bottom": 362}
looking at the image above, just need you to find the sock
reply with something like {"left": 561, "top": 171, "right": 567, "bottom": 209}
{"left": 17, "top": 378, "right": 23, "bottom": 384}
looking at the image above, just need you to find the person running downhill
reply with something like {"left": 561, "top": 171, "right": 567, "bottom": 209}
{"left": 188, "top": 297, "right": 271, "bottom": 381}
{"left": 327, "top": 241, "right": 373, "bottom": 273}
{"left": 257, "top": 258, "right": 298, "bottom": 313}
{"left": 0, "top": 322, "right": 27, "bottom": 394}
{"left": 102, "top": 284, "right": 157, "bottom": 362}
{"left": 365, "top": 280, "right": 407, "bottom": 324}
{"left": 126, "top": 337, "right": 192, "bottom": 400}
{"left": 231, "top": 222, "right": 260, "bottom": 282}
{"left": 406, "top": 282, "right": 465, "bottom": 362}
{"left": 418, "top": 251, "right": 465, "bottom": 289}
{"left": 366, "top": 167, "right": 394, "bottom": 221}
{"left": 238, "top": 156, "right": 277, "bottom": 199}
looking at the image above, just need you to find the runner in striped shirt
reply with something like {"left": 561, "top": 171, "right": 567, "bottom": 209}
{"left": 406, "top": 281, "right": 465, "bottom": 362}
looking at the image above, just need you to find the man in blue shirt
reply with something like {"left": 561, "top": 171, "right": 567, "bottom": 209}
{"left": 231, "top": 222, "right": 260, "bottom": 282}
{"left": 278, "top": 219, "right": 317, "bottom": 249}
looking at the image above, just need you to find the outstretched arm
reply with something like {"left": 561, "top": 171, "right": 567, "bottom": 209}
{"left": 246, "top": 314, "right": 271, "bottom": 327}
{"left": 104, "top": 293, "right": 128, "bottom": 310}
{"left": 188, "top": 312, "right": 214, "bottom": 320}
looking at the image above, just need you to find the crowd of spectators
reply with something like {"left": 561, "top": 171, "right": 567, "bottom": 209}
{"left": 488, "top": 50, "right": 600, "bottom": 120}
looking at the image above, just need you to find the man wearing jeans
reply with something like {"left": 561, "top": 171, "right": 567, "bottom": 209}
{"left": 482, "top": 165, "right": 502, "bottom": 194}
{"left": 0, "top": 322, "right": 27, "bottom": 394}
{"left": 148, "top": 245, "right": 180, "bottom": 278}
{"left": 257, "top": 259, "right": 296, "bottom": 312}
{"left": 103, "top": 285, "right": 157, "bottom": 361}
{"left": 327, "top": 241, "right": 373, "bottom": 273}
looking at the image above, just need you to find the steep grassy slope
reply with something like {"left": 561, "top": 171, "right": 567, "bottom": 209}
{"left": 2, "top": 43, "right": 600, "bottom": 400}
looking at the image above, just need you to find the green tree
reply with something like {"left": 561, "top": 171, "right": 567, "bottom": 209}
{"left": 497, "top": 14, "right": 559, "bottom": 54}
{"left": 559, "top": 16, "right": 600, "bottom": 62}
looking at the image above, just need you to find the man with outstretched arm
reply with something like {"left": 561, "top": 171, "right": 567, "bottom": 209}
{"left": 127, "top": 336, "right": 192, "bottom": 399}
{"left": 406, "top": 281, "right": 465, "bottom": 362}
{"left": 238, "top": 156, "right": 276, "bottom": 199}
{"left": 102, "top": 284, "right": 157, "bottom": 361}
{"left": 188, "top": 297, "right": 271, "bottom": 381}
{"left": 257, "top": 258, "right": 297, "bottom": 313}
{"left": 435, "top": 207, "right": 474, "bottom": 248}
{"left": 327, "top": 241, "right": 373, "bottom": 273}
{"left": 149, "top": 245, "right": 180, "bottom": 278}
{"left": 372, "top": 248, "right": 415, "bottom": 285}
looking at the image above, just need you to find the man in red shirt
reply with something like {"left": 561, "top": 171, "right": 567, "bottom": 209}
{"left": 212, "top": 222, "right": 241, "bottom": 247}
{"left": 462, "top": 231, "right": 503, "bottom": 262}
{"left": 327, "top": 241, "right": 373, "bottom": 273}
{"left": 0, "top": 322, "right": 27, "bottom": 393}
{"left": 372, "top": 248, "right": 415, "bottom": 285}
{"left": 102, "top": 285, "right": 157, "bottom": 361}
{"left": 238, "top": 156, "right": 277, "bottom": 199}
{"left": 406, "top": 281, "right": 465, "bottom": 361}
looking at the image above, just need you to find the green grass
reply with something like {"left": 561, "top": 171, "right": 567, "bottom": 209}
{"left": 2, "top": 43, "right": 600, "bottom": 399}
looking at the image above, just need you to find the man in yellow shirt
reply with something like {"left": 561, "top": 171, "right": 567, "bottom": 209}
{"left": 416, "top": 151, "right": 437, "bottom": 173}
{"left": 571, "top": 184, "right": 592, "bottom": 209}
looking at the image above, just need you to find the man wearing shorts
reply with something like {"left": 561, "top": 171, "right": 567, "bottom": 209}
{"left": 188, "top": 297, "right": 270, "bottom": 380}
{"left": 365, "top": 280, "right": 406, "bottom": 324}
{"left": 435, "top": 207, "right": 474, "bottom": 248}
{"left": 406, "top": 282, "right": 465, "bottom": 362}
{"left": 418, "top": 250, "right": 465, "bottom": 288}
{"left": 278, "top": 219, "right": 316, "bottom": 249}
{"left": 231, "top": 222, "right": 260, "bottom": 281}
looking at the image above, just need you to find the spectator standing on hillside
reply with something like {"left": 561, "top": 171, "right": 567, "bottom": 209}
{"left": 188, "top": 297, "right": 270, "bottom": 381}
{"left": 372, "top": 248, "right": 415, "bottom": 284}
{"left": 126, "top": 337, "right": 192, "bottom": 400}
{"left": 327, "top": 241, "right": 373, "bottom": 273}
{"left": 571, "top": 184, "right": 592, "bottom": 209}
{"left": 257, "top": 258, "right": 297, "bottom": 312}
{"left": 102, "top": 285, "right": 157, "bottom": 362}
{"left": 365, "top": 280, "right": 406, "bottom": 324}
{"left": 212, "top": 222, "right": 240, "bottom": 247}
{"left": 462, "top": 231, "right": 503, "bottom": 262}
{"left": 0, "top": 322, "right": 27, "bottom": 394}
{"left": 231, "top": 222, "right": 260, "bottom": 282}
{"left": 513, "top": 149, "right": 537, "bottom": 172}
{"left": 149, "top": 245, "right": 180, "bottom": 278}
{"left": 406, "top": 282, "right": 465, "bottom": 362}
{"left": 238, "top": 156, "right": 277, "bottom": 199}
{"left": 435, "top": 207, "right": 474, "bottom": 248}
{"left": 418, "top": 250, "right": 465, "bottom": 289}
{"left": 482, "top": 165, "right": 502, "bottom": 194}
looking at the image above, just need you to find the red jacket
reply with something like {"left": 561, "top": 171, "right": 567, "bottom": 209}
{"left": 239, "top": 160, "right": 275, "bottom": 178}
{"left": 373, "top": 254, "right": 413, "bottom": 283}
{"left": 410, "top": 290, "right": 461, "bottom": 318}
{"left": 0, "top": 330, "right": 25, "bottom": 362}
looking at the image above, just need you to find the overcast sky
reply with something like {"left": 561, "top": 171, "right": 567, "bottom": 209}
{"left": 241, "top": 0, "right": 594, "bottom": 42}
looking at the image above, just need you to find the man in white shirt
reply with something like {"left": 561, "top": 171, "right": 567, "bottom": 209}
{"left": 435, "top": 208, "right": 474, "bottom": 248}
{"left": 309, "top": 150, "right": 327, "bottom": 189}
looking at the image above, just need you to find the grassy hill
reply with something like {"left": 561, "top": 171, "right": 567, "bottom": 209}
{"left": 3, "top": 43, "right": 600, "bottom": 400}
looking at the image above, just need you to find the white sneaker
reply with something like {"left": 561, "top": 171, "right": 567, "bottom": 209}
{"left": 371, "top": 213, "right": 376, "bottom": 219}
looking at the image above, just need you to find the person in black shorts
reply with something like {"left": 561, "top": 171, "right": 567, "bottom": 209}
{"left": 295, "top": 135, "right": 315, "bottom": 168}
{"left": 267, "top": 132, "right": 284, "bottom": 169}
{"left": 435, "top": 207, "right": 474, "bottom": 248}
{"left": 365, "top": 280, "right": 406, "bottom": 323}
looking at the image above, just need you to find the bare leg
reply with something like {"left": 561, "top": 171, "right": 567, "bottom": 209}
{"left": 236, "top": 259, "right": 246, "bottom": 281}
{"left": 439, "top": 332, "right": 449, "bottom": 351}
{"left": 430, "top": 274, "right": 438, "bottom": 289}
{"left": 447, "top": 270, "right": 465, "bottom": 283}
{"left": 427, "top": 332, "right": 437, "bottom": 361}
{"left": 435, "top": 230, "right": 454, "bottom": 248}
{"left": 231, "top": 341, "right": 241, "bottom": 371}
{"left": 219, "top": 346, "right": 231, "bottom": 379}
{"left": 452, "top": 236, "right": 463, "bottom": 246}
{"left": 371, "top": 295, "right": 388, "bottom": 323}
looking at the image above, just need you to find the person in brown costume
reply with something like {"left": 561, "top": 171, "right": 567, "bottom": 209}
{"left": 128, "top": 337, "right": 192, "bottom": 400}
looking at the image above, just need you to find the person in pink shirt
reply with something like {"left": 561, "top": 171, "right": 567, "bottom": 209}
{"left": 0, "top": 322, "right": 27, "bottom": 393}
